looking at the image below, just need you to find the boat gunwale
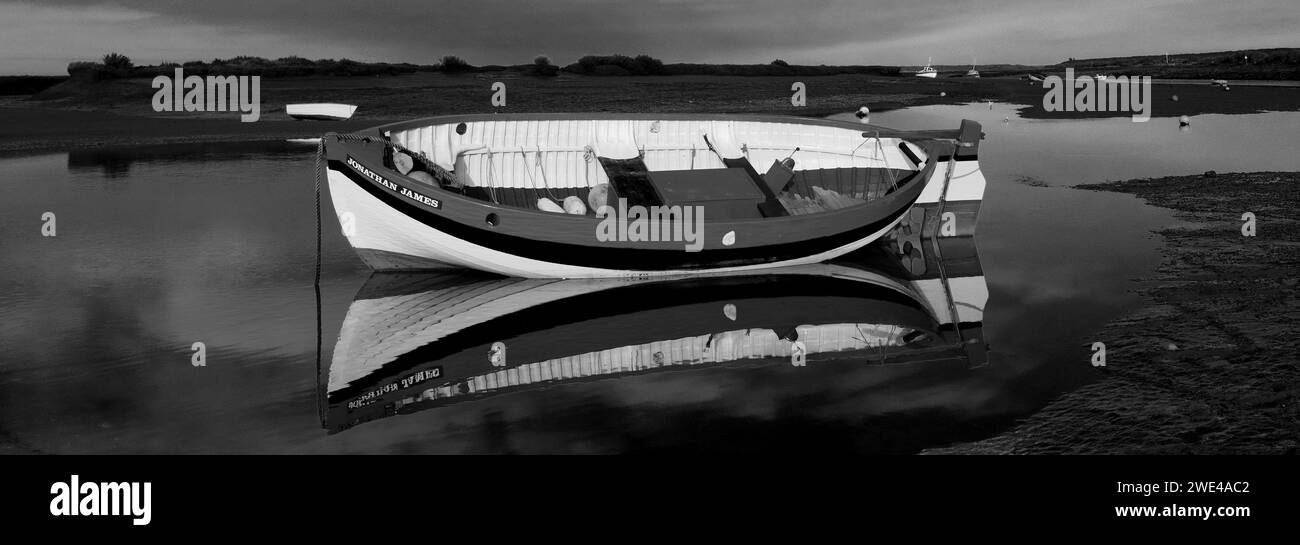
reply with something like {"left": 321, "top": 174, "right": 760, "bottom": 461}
{"left": 360, "top": 112, "right": 966, "bottom": 141}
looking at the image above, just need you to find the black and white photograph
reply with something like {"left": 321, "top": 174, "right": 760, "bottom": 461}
{"left": 0, "top": 0, "right": 1296, "bottom": 529}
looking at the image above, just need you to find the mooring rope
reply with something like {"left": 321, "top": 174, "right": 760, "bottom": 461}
{"left": 313, "top": 134, "right": 329, "bottom": 421}
{"left": 315, "top": 135, "right": 327, "bottom": 288}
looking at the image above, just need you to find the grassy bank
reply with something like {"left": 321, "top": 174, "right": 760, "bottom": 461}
{"left": 932, "top": 172, "right": 1300, "bottom": 454}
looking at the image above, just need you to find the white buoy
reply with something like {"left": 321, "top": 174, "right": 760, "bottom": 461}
{"left": 1179, "top": 115, "right": 1190, "bottom": 126}
{"left": 855, "top": 106, "right": 870, "bottom": 123}
{"left": 1171, "top": 94, "right": 1179, "bottom": 102}
{"left": 939, "top": 91, "right": 947, "bottom": 97}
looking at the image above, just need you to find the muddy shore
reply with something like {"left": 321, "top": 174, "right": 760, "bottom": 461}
{"left": 5, "top": 72, "right": 1297, "bottom": 154}
{"left": 933, "top": 171, "right": 1300, "bottom": 454}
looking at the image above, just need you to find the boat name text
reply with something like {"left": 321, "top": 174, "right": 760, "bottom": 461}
{"left": 348, "top": 367, "right": 443, "bottom": 410}
{"left": 347, "top": 156, "right": 441, "bottom": 209}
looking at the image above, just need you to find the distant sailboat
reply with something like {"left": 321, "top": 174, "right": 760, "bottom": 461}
{"left": 965, "top": 58, "right": 980, "bottom": 78}
{"left": 915, "top": 57, "right": 937, "bottom": 78}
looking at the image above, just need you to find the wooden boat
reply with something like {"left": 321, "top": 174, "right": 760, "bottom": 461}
{"left": 321, "top": 239, "right": 988, "bottom": 433}
{"left": 287, "top": 103, "right": 357, "bottom": 120}
{"left": 321, "top": 113, "right": 983, "bottom": 278}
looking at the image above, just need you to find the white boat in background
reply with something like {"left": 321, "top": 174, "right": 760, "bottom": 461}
{"left": 965, "top": 58, "right": 980, "bottom": 78}
{"left": 287, "top": 103, "right": 358, "bottom": 121}
{"left": 915, "top": 57, "right": 938, "bottom": 78}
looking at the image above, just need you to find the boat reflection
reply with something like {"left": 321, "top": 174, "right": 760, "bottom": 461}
{"left": 321, "top": 236, "right": 988, "bottom": 436}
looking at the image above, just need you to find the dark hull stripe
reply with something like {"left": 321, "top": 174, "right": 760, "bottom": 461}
{"left": 329, "top": 160, "right": 921, "bottom": 271}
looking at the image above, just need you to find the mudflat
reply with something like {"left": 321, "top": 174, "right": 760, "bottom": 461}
{"left": 933, "top": 172, "right": 1300, "bottom": 454}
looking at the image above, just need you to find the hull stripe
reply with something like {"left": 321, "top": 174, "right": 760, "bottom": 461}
{"left": 328, "top": 160, "right": 922, "bottom": 271}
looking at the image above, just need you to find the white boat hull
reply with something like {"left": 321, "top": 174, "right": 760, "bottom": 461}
{"left": 326, "top": 168, "right": 910, "bottom": 278}
{"left": 287, "top": 103, "right": 358, "bottom": 120}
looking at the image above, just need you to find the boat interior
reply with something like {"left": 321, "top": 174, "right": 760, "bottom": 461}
{"left": 383, "top": 118, "right": 930, "bottom": 220}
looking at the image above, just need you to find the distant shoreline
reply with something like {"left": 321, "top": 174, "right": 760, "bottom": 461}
{"left": 2, "top": 70, "right": 1298, "bottom": 155}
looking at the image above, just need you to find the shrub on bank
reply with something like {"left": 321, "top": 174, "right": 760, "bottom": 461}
{"left": 439, "top": 55, "right": 473, "bottom": 73}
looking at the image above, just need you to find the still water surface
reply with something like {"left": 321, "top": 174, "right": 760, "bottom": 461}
{"left": 2, "top": 105, "right": 1294, "bottom": 453}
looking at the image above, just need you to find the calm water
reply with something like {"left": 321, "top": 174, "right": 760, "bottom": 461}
{"left": 2, "top": 106, "right": 1295, "bottom": 453}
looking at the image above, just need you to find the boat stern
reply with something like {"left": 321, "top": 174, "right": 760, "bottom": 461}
{"left": 910, "top": 119, "right": 985, "bottom": 238}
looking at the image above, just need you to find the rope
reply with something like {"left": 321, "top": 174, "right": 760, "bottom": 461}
{"left": 314, "top": 135, "right": 327, "bottom": 288}
{"left": 873, "top": 131, "right": 899, "bottom": 194}
{"left": 313, "top": 135, "right": 328, "bottom": 422}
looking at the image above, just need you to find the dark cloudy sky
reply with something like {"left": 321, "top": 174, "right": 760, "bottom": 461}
{"left": 1, "top": 0, "right": 1296, "bottom": 75}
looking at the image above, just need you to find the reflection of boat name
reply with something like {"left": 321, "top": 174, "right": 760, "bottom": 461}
{"left": 347, "top": 367, "right": 444, "bottom": 410}
{"left": 399, "top": 367, "right": 443, "bottom": 389}
{"left": 347, "top": 156, "right": 442, "bottom": 209}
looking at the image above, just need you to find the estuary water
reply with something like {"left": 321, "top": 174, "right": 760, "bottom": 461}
{"left": 1, "top": 105, "right": 1295, "bottom": 453}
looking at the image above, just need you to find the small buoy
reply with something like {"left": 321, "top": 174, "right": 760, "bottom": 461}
{"left": 723, "top": 304, "right": 737, "bottom": 321}
{"left": 988, "top": 101, "right": 993, "bottom": 110}
{"left": 855, "top": 106, "right": 870, "bottom": 119}
{"left": 536, "top": 197, "right": 565, "bottom": 213}
{"left": 939, "top": 91, "right": 947, "bottom": 97}
{"left": 393, "top": 152, "right": 414, "bottom": 175}
{"left": 1170, "top": 94, "right": 1179, "bottom": 102}
{"left": 722, "top": 230, "right": 736, "bottom": 246}
{"left": 587, "top": 183, "right": 611, "bottom": 212}
{"left": 1203, "top": 170, "right": 1218, "bottom": 178}
{"left": 1002, "top": 116, "right": 1010, "bottom": 124}
{"left": 562, "top": 196, "right": 587, "bottom": 215}
{"left": 1166, "top": 342, "right": 1179, "bottom": 351}
{"left": 1179, "top": 115, "right": 1190, "bottom": 127}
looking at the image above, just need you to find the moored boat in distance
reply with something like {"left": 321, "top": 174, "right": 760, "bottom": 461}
{"left": 965, "top": 58, "right": 980, "bottom": 78}
{"left": 287, "top": 103, "right": 358, "bottom": 120}
{"left": 321, "top": 113, "right": 984, "bottom": 278}
{"left": 915, "top": 57, "right": 938, "bottom": 78}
